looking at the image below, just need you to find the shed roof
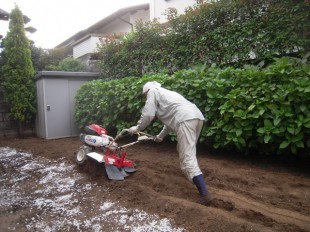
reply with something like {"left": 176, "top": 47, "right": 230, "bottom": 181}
{"left": 34, "top": 71, "right": 99, "bottom": 81}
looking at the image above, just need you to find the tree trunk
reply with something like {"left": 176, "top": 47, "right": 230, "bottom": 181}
{"left": 18, "top": 120, "right": 24, "bottom": 138}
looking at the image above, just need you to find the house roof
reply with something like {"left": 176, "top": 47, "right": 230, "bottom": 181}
{"left": 71, "top": 33, "right": 124, "bottom": 47}
{"left": 0, "top": 8, "right": 9, "bottom": 21}
{"left": 56, "top": 3, "right": 149, "bottom": 48}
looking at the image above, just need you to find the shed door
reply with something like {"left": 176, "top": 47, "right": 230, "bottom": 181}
{"left": 45, "top": 79, "right": 71, "bottom": 139}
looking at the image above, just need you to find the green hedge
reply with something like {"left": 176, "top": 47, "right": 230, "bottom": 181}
{"left": 75, "top": 57, "right": 310, "bottom": 155}
{"left": 96, "top": 0, "right": 310, "bottom": 80}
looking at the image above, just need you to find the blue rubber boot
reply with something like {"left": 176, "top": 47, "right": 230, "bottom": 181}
{"left": 193, "top": 174, "right": 214, "bottom": 205}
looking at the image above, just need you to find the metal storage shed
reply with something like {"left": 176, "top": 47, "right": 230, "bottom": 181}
{"left": 35, "top": 71, "right": 98, "bottom": 139}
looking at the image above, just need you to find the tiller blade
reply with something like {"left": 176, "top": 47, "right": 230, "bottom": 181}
{"left": 104, "top": 165, "right": 125, "bottom": 180}
{"left": 103, "top": 153, "right": 136, "bottom": 181}
{"left": 123, "top": 166, "right": 136, "bottom": 173}
{"left": 83, "top": 150, "right": 136, "bottom": 181}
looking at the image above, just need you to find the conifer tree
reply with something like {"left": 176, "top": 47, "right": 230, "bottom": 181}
{"left": 1, "top": 6, "right": 36, "bottom": 137}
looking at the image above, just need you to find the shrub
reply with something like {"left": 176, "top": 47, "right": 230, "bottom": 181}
{"left": 1, "top": 6, "right": 36, "bottom": 137}
{"left": 96, "top": 0, "right": 310, "bottom": 80}
{"left": 75, "top": 57, "right": 310, "bottom": 155}
{"left": 59, "top": 57, "right": 89, "bottom": 72}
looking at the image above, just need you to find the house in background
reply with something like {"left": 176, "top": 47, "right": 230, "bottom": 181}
{"left": 56, "top": 1, "right": 205, "bottom": 69}
{"left": 0, "top": 8, "right": 9, "bottom": 40}
{"left": 0, "top": 8, "right": 9, "bottom": 21}
{"left": 56, "top": 4, "right": 150, "bottom": 69}
{"left": 150, "top": 0, "right": 201, "bottom": 23}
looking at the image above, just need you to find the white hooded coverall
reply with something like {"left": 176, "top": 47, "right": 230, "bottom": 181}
{"left": 137, "top": 83, "right": 205, "bottom": 181}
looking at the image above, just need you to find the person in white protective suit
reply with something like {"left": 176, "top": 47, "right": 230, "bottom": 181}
{"left": 128, "top": 81, "right": 214, "bottom": 205}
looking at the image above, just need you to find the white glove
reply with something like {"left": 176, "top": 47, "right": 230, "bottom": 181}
{"left": 154, "top": 135, "right": 163, "bottom": 142}
{"left": 128, "top": 126, "right": 138, "bottom": 135}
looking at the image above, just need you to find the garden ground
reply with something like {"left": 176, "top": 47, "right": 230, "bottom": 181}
{"left": 0, "top": 136, "right": 309, "bottom": 231}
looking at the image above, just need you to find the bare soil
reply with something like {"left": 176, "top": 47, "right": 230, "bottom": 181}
{"left": 0, "top": 135, "right": 309, "bottom": 232}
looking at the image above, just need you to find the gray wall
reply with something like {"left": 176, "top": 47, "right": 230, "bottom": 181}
{"left": 35, "top": 71, "right": 98, "bottom": 139}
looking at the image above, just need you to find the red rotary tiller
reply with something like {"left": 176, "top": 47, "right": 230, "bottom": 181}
{"left": 76, "top": 124, "right": 153, "bottom": 180}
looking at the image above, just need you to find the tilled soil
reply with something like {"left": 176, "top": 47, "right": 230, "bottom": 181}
{"left": 0, "top": 136, "right": 309, "bottom": 232}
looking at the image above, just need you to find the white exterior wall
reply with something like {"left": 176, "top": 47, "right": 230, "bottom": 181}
{"left": 73, "top": 36, "right": 100, "bottom": 59}
{"left": 102, "top": 18, "right": 132, "bottom": 34}
{"left": 150, "top": 0, "right": 198, "bottom": 23}
{"left": 74, "top": 20, "right": 131, "bottom": 59}
{"left": 131, "top": 8, "right": 150, "bottom": 25}
{"left": 73, "top": 9, "right": 149, "bottom": 59}
{"left": 99, "top": 9, "right": 149, "bottom": 34}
